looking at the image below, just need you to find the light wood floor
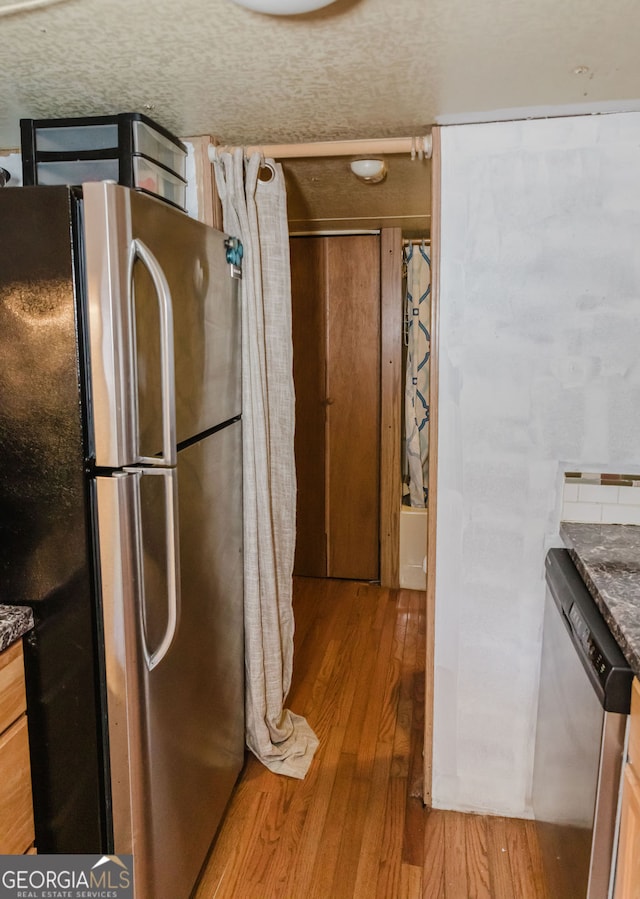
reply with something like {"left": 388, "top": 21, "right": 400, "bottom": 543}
{"left": 194, "top": 578, "right": 549, "bottom": 899}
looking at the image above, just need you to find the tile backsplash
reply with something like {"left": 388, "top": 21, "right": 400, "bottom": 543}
{"left": 562, "top": 472, "right": 640, "bottom": 525}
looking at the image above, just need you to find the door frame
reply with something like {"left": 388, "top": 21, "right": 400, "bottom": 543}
{"left": 423, "top": 126, "right": 441, "bottom": 805}
{"left": 379, "top": 228, "right": 403, "bottom": 589}
{"left": 378, "top": 158, "right": 439, "bottom": 803}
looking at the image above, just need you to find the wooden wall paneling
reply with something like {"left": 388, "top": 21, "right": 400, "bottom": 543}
{"left": 379, "top": 228, "right": 403, "bottom": 588}
{"left": 290, "top": 237, "right": 328, "bottom": 576}
{"left": 424, "top": 127, "right": 441, "bottom": 806}
{"left": 185, "top": 135, "right": 223, "bottom": 230}
{"left": 326, "top": 235, "right": 380, "bottom": 580}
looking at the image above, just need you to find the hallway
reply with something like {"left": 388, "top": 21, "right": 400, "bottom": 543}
{"left": 195, "top": 578, "right": 548, "bottom": 898}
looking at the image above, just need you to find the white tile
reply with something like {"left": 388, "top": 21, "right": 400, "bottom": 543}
{"left": 618, "top": 486, "right": 640, "bottom": 505}
{"left": 601, "top": 504, "right": 640, "bottom": 525}
{"left": 562, "top": 501, "right": 602, "bottom": 523}
{"left": 578, "top": 484, "right": 619, "bottom": 504}
{"left": 563, "top": 483, "right": 579, "bottom": 502}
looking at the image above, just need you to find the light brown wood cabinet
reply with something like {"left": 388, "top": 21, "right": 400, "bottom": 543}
{"left": 0, "top": 640, "right": 35, "bottom": 854}
{"left": 614, "top": 678, "right": 640, "bottom": 898}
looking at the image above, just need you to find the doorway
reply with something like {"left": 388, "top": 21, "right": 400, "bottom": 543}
{"left": 279, "top": 145, "right": 434, "bottom": 800}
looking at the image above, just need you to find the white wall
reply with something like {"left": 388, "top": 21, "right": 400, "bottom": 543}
{"left": 0, "top": 152, "right": 23, "bottom": 185}
{"left": 433, "top": 112, "right": 640, "bottom": 817}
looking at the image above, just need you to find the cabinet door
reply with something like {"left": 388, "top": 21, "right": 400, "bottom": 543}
{"left": 0, "top": 641, "right": 26, "bottom": 735}
{"left": 0, "top": 716, "right": 35, "bottom": 853}
{"left": 614, "top": 762, "right": 640, "bottom": 899}
{"left": 290, "top": 235, "right": 380, "bottom": 581}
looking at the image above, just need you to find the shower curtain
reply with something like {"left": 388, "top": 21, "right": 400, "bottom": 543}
{"left": 404, "top": 242, "right": 431, "bottom": 508}
{"left": 213, "top": 148, "right": 318, "bottom": 779}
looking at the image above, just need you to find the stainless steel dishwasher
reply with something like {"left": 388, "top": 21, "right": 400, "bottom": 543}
{"left": 532, "top": 548, "right": 633, "bottom": 898}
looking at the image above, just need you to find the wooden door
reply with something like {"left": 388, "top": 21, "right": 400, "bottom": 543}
{"left": 290, "top": 235, "right": 380, "bottom": 580}
{"left": 290, "top": 237, "right": 327, "bottom": 576}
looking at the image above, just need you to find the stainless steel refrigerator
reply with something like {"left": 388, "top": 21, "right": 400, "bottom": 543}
{"left": 0, "top": 182, "right": 245, "bottom": 898}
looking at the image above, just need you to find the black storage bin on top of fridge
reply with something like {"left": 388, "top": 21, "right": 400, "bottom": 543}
{"left": 20, "top": 112, "right": 188, "bottom": 211}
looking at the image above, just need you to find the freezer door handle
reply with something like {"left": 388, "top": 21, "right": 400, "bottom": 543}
{"left": 128, "top": 238, "right": 177, "bottom": 467}
{"left": 129, "top": 467, "right": 181, "bottom": 671}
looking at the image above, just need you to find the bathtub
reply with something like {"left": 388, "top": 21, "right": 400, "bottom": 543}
{"left": 399, "top": 504, "right": 427, "bottom": 590}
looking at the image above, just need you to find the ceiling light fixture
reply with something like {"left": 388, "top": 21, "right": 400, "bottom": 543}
{"left": 229, "top": 0, "right": 338, "bottom": 14}
{"left": 350, "top": 158, "right": 387, "bottom": 184}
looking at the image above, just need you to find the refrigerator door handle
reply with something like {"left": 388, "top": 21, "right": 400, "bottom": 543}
{"left": 128, "top": 238, "right": 177, "bottom": 467}
{"left": 128, "top": 467, "right": 181, "bottom": 671}
{"left": 95, "top": 471, "right": 141, "bottom": 857}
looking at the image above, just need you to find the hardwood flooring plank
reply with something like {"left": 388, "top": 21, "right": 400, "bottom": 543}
{"left": 465, "top": 814, "right": 491, "bottom": 899}
{"left": 378, "top": 590, "right": 409, "bottom": 748}
{"left": 304, "top": 585, "right": 374, "bottom": 742}
{"left": 281, "top": 726, "right": 347, "bottom": 898}
{"left": 299, "top": 636, "right": 343, "bottom": 743}
{"left": 326, "top": 772, "right": 372, "bottom": 899}
{"left": 306, "top": 749, "right": 357, "bottom": 899}
{"left": 351, "top": 743, "right": 395, "bottom": 897}
{"left": 351, "top": 592, "right": 398, "bottom": 771}
{"left": 524, "top": 819, "right": 550, "bottom": 899}
{"left": 253, "top": 734, "right": 345, "bottom": 899}
{"left": 290, "top": 577, "right": 337, "bottom": 668}
{"left": 505, "top": 816, "right": 541, "bottom": 898}
{"left": 291, "top": 580, "right": 352, "bottom": 709}
{"left": 290, "top": 576, "right": 322, "bottom": 646}
{"left": 422, "top": 808, "right": 446, "bottom": 899}
{"left": 375, "top": 775, "right": 407, "bottom": 899}
{"left": 391, "top": 694, "right": 415, "bottom": 779}
{"left": 486, "top": 815, "right": 519, "bottom": 899}
{"left": 194, "top": 790, "right": 272, "bottom": 899}
{"left": 342, "top": 590, "right": 393, "bottom": 759}
{"left": 392, "top": 592, "right": 421, "bottom": 777}
{"left": 443, "top": 809, "right": 468, "bottom": 899}
{"left": 403, "top": 791, "right": 426, "bottom": 870}
{"left": 332, "top": 589, "right": 380, "bottom": 729}
{"left": 400, "top": 862, "right": 423, "bottom": 898}
{"left": 372, "top": 579, "right": 392, "bottom": 630}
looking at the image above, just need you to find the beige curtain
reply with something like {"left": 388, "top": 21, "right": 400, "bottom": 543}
{"left": 213, "top": 149, "right": 318, "bottom": 778}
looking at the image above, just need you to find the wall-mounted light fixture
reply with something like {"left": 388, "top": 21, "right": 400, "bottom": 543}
{"left": 349, "top": 158, "right": 387, "bottom": 184}
{"left": 229, "top": 0, "right": 337, "bottom": 14}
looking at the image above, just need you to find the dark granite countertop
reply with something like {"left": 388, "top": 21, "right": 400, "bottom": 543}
{"left": 0, "top": 604, "right": 34, "bottom": 653}
{"left": 560, "top": 522, "right": 640, "bottom": 677}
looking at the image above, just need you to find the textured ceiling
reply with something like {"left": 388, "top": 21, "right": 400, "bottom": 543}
{"left": 0, "top": 0, "right": 639, "bottom": 151}
{"left": 1, "top": 0, "right": 638, "bottom": 232}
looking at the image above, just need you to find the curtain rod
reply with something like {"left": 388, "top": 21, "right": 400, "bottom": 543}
{"left": 208, "top": 135, "right": 432, "bottom": 163}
